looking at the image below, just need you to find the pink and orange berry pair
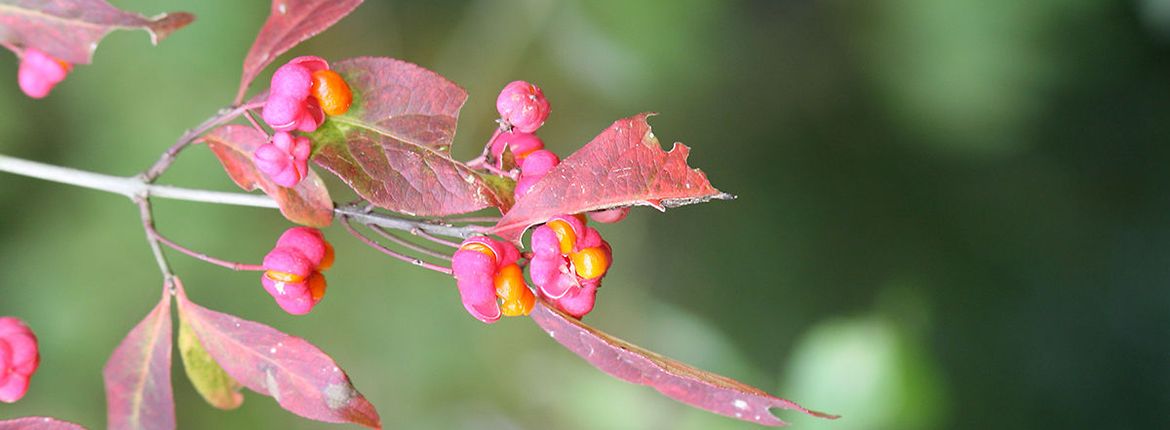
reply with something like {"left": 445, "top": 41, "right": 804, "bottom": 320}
{"left": 451, "top": 237, "right": 533, "bottom": 323}
{"left": 261, "top": 227, "right": 335, "bottom": 315}
{"left": 254, "top": 56, "right": 353, "bottom": 188}
{"left": 0, "top": 317, "right": 38, "bottom": 403}
{"left": 452, "top": 214, "right": 613, "bottom": 322}
{"left": 17, "top": 48, "right": 70, "bottom": 99}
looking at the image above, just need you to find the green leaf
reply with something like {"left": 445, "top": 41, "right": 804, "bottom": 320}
{"left": 178, "top": 312, "right": 243, "bottom": 410}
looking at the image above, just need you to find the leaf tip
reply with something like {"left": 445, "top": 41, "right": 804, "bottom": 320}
{"left": 145, "top": 12, "right": 197, "bottom": 45}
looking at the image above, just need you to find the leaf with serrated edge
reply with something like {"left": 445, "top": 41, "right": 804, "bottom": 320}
{"left": 174, "top": 280, "right": 381, "bottom": 428}
{"left": 0, "top": 1, "right": 193, "bottom": 64}
{"left": 235, "top": 0, "right": 363, "bottom": 103}
{"left": 492, "top": 113, "right": 733, "bottom": 242}
{"left": 102, "top": 289, "right": 174, "bottom": 430}
{"left": 203, "top": 124, "right": 334, "bottom": 227}
{"left": 0, "top": 417, "right": 87, "bottom": 430}
{"left": 309, "top": 57, "right": 512, "bottom": 216}
{"left": 530, "top": 301, "right": 838, "bottom": 427}
{"left": 178, "top": 316, "right": 243, "bottom": 410}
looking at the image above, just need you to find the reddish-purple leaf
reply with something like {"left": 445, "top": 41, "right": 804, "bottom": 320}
{"left": 0, "top": 417, "right": 87, "bottom": 430}
{"left": 530, "top": 302, "right": 838, "bottom": 426}
{"left": 309, "top": 57, "right": 513, "bottom": 216}
{"left": 103, "top": 290, "right": 174, "bottom": 430}
{"left": 174, "top": 281, "right": 380, "bottom": 429}
{"left": 235, "top": 0, "right": 364, "bottom": 103}
{"left": 0, "top": 1, "right": 193, "bottom": 64}
{"left": 492, "top": 113, "right": 733, "bottom": 242}
{"left": 203, "top": 124, "right": 334, "bottom": 227}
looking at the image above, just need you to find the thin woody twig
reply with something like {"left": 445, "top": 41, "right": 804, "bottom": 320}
{"left": 343, "top": 217, "right": 453, "bottom": 275}
{"left": 370, "top": 226, "right": 454, "bottom": 260}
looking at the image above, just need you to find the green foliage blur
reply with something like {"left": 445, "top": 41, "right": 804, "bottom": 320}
{"left": 2, "top": 0, "right": 1168, "bottom": 428}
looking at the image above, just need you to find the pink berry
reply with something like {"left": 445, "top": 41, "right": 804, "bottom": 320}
{"left": 0, "top": 317, "right": 39, "bottom": 403}
{"left": 17, "top": 49, "right": 69, "bottom": 99}
{"left": 513, "top": 149, "right": 560, "bottom": 200}
{"left": 275, "top": 228, "right": 328, "bottom": 266}
{"left": 253, "top": 132, "right": 311, "bottom": 188}
{"left": 489, "top": 131, "right": 544, "bottom": 168}
{"left": 295, "top": 98, "right": 325, "bottom": 133}
{"left": 452, "top": 248, "right": 500, "bottom": 323}
{"left": 527, "top": 251, "right": 572, "bottom": 299}
{"left": 261, "top": 94, "right": 305, "bottom": 131}
{"left": 262, "top": 275, "right": 314, "bottom": 315}
{"left": 270, "top": 63, "right": 312, "bottom": 100}
{"left": 496, "top": 80, "right": 550, "bottom": 133}
{"left": 450, "top": 236, "right": 525, "bottom": 323}
{"left": 551, "top": 280, "right": 599, "bottom": 319}
{"left": 262, "top": 247, "right": 314, "bottom": 280}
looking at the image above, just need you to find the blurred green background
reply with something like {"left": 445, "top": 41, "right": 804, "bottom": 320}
{"left": 2, "top": 0, "right": 1169, "bottom": 428}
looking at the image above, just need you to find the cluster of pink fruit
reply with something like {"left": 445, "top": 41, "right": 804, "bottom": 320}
{"left": 246, "top": 78, "right": 626, "bottom": 322}
{"left": 452, "top": 81, "right": 622, "bottom": 322}
{"left": 253, "top": 56, "right": 353, "bottom": 188}
{"left": 0, "top": 317, "right": 39, "bottom": 403}
{"left": 488, "top": 81, "right": 558, "bottom": 201}
{"left": 453, "top": 213, "right": 613, "bottom": 322}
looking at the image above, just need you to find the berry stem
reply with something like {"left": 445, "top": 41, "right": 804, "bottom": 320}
{"left": 343, "top": 217, "right": 453, "bottom": 275}
{"left": 336, "top": 204, "right": 486, "bottom": 239}
{"left": 369, "top": 226, "right": 453, "bottom": 260}
{"left": 411, "top": 227, "right": 461, "bottom": 248}
{"left": 135, "top": 197, "right": 174, "bottom": 283}
{"left": 243, "top": 109, "right": 270, "bottom": 137}
{"left": 148, "top": 226, "right": 266, "bottom": 271}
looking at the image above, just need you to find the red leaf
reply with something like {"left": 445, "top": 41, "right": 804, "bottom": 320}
{"left": 309, "top": 57, "right": 513, "bottom": 216}
{"left": 174, "top": 281, "right": 381, "bottom": 429}
{"left": 0, "top": 1, "right": 193, "bottom": 64}
{"left": 235, "top": 0, "right": 364, "bottom": 103}
{"left": 530, "top": 302, "right": 838, "bottom": 426}
{"left": 0, "top": 417, "right": 87, "bottom": 430}
{"left": 102, "top": 290, "right": 174, "bottom": 430}
{"left": 492, "top": 113, "right": 733, "bottom": 242}
{"left": 203, "top": 124, "right": 334, "bottom": 227}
